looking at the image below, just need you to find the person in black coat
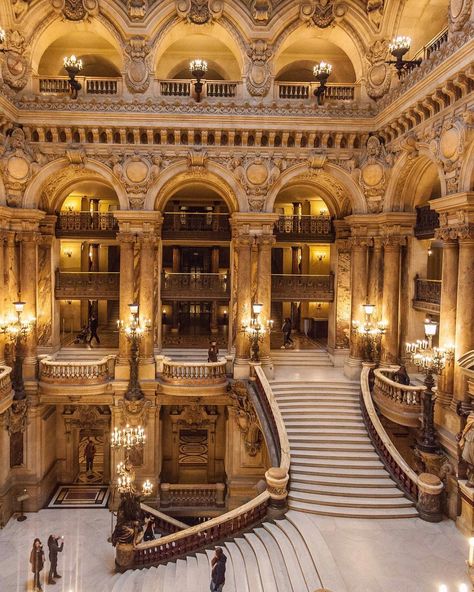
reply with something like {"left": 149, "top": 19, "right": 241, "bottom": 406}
{"left": 88, "top": 314, "right": 100, "bottom": 345}
{"left": 30, "top": 538, "right": 45, "bottom": 591}
{"left": 210, "top": 547, "right": 227, "bottom": 592}
{"left": 47, "top": 534, "right": 64, "bottom": 584}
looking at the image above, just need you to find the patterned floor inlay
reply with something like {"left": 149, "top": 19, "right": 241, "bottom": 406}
{"left": 47, "top": 485, "right": 110, "bottom": 509}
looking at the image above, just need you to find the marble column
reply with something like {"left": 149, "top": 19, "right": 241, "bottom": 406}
{"left": 381, "top": 237, "right": 403, "bottom": 364}
{"left": 367, "top": 237, "right": 383, "bottom": 312}
{"left": 233, "top": 233, "right": 252, "bottom": 375}
{"left": 348, "top": 238, "right": 368, "bottom": 362}
{"left": 90, "top": 244, "right": 99, "bottom": 271}
{"left": 0, "top": 233, "right": 6, "bottom": 365}
{"left": 117, "top": 233, "right": 135, "bottom": 364}
{"left": 139, "top": 234, "right": 156, "bottom": 365}
{"left": 257, "top": 233, "right": 275, "bottom": 374}
{"left": 453, "top": 236, "right": 474, "bottom": 405}
{"left": 437, "top": 240, "right": 459, "bottom": 407}
{"left": 20, "top": 232, "right": 38, "bottom": 379}
{"left": 80, "top": 242, "right": 89, "bottom": 326}
{"left": 210, "top": 247, "right": 219, "bottom": 334}
{"left": 6, "top": 231, "right": 18, "bottom": 305}
{"left": 37, "top": 235, "right": 54, "bottom": 351}
{"left": 398, "top": 241, "right": 410, "bottom": 363}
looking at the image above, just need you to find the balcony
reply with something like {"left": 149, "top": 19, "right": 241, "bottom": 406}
{"left": 39, "top": 354, "right": 116, "bottom": 385}
{"left": 413, "top": 276, "right": 441, "bottom": 314}
{"left": 161, "top": 272, "right": 230, "bottom": 300}
{"left": 372, "top": 367, "right": 424, "bottom": 428}
{"left": 158, "top": 79, "right": 241, "bottom": 99}
{"left": 271, "top": 273, "right": 334, "bottom": 301}
{"left": 36, "top": 75, "right": 122, "bottom": 96}
{"left": 56, "top": 212, "right": 119, "bottom": 238}
{"left": 274, "top": 215, "right": 335, "bottom": 242}
{"left": 160, "top": 483, "right": 226, "bottom": 509}
{"left": 414, "top": 205, "right": 439, "bottom": 239}
{"left": 276, "top": 82, "right": 359, "bottom": 102}
{"left": 162, "top": 212, "right": 230, "bottom": 241}
{"left": 55, "top": 271, "right": 120, "bottom": 300}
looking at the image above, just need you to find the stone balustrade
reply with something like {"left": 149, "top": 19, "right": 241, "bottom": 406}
{"left": 56, "top": 211, "right": 118, "bottom": 236}
{"left": 275, "top": 81, "right": 358, "bottom": 101}
{"left": 161, "top": 358, "right": 227, "bottom": 384}
{"left": 373, "top": 367, "right": 424, "bottom": 428}
{"left": 161, "top": 272, "right": 230, "bottom": 299}
{"left": 39, "top": 355, "right": 116, "bottom": 384}
{"left": 160, "top": 483, "right": 226, "bottom": 508}
{"left": 0, "top": 366, "right": 14, "bottom": 414}
{"left": 36, "top": 75, "right": 121, "bottom": 96}
{"left": 55, "top": 271, "right": 120, "bottom": 300}
{"left": 158, "top": 79, "right": 241, "bottom": 99}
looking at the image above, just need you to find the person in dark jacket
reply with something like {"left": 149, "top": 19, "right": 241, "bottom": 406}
{"left": 84, "top": 438, "right": 96, "bottom": 473}
{"left": 88, "top": 314, "right": 100, "bottom": 345}
{"left": 281, "top": 317, "right": 294, "bottom": 349}
{"left": 30, "top": 538, "right": 45, "bottom": 591}
{"left": 47, "top": 534, "right": 64, "bottom": 584}
{"left": 393, "top": 365, "right": 411, "bottom": 386}
{"left": 210, "top": 547, "right": 227, "bottom": 592}
{"left": 208, "top": 340, "right": 219, "bottom": 363}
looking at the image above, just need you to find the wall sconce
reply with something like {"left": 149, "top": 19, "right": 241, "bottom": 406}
{"left": 315, "top": 252, "right": 326, "bottom": 262}
{"left": 63, "top": 55, "right": 83, "bottom": 99}
{"left": 64, "top": 248, "right": 73, "bottom": 258}
{"left": 320, "top": 209, "right": 329, "bottom": 216}
{"left": 316, "top": 302, "right": 322, "bottom": 310}
{"left": 313, "top": 61, "right": 332, "bottom": 105}
{"left": 190, "top": 59, "right": 208, "bottom": 102}
{"left": 0, "top": 28, "right": 6, "bottom": 53}
{"left": 428, "top": 247, "right": 433, "bottom": 256}
{"left": 385, "top": 36, "right": 421, "bottom": 79}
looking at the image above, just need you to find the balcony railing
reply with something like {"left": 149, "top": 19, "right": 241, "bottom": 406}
{"left": 276, "top": 82, "right": 358, "bottom": 101}
{"left": 161, "top": 272, "right": 230, "bottom": 300}
{"left": 271, "top": 273, "right": 334, "bottom": 301}
{"left": 161, "top": 358, "right": 227, "bottom": 384}
{"left": 39, "top": 355, "right": 116, "bottom": 385}
{"left": 162, "top": 212, "right": 231, "bottom": 240}
{"left": 414, "top": 205, "right": 439, "bottom": 239}
{"left": 158, "top": 79, "right": 240, "bottom": 99}
{"left": 36, "top": 75, "right": 122, "bottom": 96}
{"left": 274, "top": 215, "right": 334, "bottom": 242}
{"left": 56, "top": 212, "right": 118, "bottom": 237}
{"left": 413, "top": 276, "right": 441, "bottom": 314}
{"left": 55, "top": 271, "right": 120, "bottom": 300}
{"left": 0, "top": 366, "right": 13, "bottom": 414}
{"left": 160, "top": 483, "right": 226, "bottom": 508}
{"left": 413, "top": 27, "right": 449, "bottom": 61}
{"left": 373, "top": 367, "right": 424, "bottom": 428}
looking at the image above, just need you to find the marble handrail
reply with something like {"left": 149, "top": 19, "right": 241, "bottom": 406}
{"left": 373, "top": 367, "right": 424, "bottom": 428}
{"left": 161, "top": 358, "right": 227, "bottom": 383}
{"left": 140, "top": 503, "right": 187, "bottom": 535}
{"left": 39, "top": 355, "right": 116, "bottom": 384}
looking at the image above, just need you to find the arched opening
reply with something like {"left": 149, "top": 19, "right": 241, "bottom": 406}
{"left": 161, "top": 183, "right": 231, "bottom": 349}
{"left": 56, "top": 181, "right": 120, "bottom": 350}
{"left": 272, "top": 185, "right": 336, "bottom": 349}
{"left": 395, "top": 0, "right": 449, "bottom": 56}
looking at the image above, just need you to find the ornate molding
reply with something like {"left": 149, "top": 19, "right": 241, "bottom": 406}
{"left": 5, "top": 399, "right": 28, "bottom": 435}
{"left": 50, "top": 0, "right": 99, "bottom": 20}
{"left": 245, "top": 40, "right": 273, "bottom": 97}
{"left": 175, "top": 0, "right": 223, "bottom": 23}
{"left": 124, "top": 37, "right": 152, "bottom": 94}
{"left": 300, "top": 0, "right": 346, "bottom": 28}
{"left": 229, "top": 381, "right": 262, "bottom": 456}
{"left": 365, "top": 40, "right": 391, "bottom": 100}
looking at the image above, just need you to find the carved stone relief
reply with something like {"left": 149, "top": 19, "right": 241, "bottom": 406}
{"left": 365, "top": 40, "right": 392, "bottom": 100}
{"left": 246, "top": 40, "right": 273, "bottom": 97}
{"left": 175, "top": 0, "right": 224, "bottom": 23}
{"left": 355, "top": 135, "right": 393, "bottom": 213}
{"left": 50, "top": 0, "right": 99, "bottom": 20}
{"left": 449, "top": 0, "right": 473, "bottom": 32}
{"left": 428, "top": 116, "right": 468, "bottom": 194}
{"left": 124, "top": 37, "right": 152, "bottom": 94}
{"left": 228, "top": 381, "right": 262, "bottom": 456}
{"left": 1, "top": 30, "right": 29, "bottom": 91}
{"left": 127, "top": 0, "right": 149, "bottom": 19}
{"left": 109, "top": 152, "right": 162, "bottom": 209}
{"left": 300, "top": 0, "right": 346, "bottom": 28}
{"left": 250, "top": 0, "right": 272, "bottom": 23}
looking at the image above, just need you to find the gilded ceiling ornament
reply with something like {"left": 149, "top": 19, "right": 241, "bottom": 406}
{"left": 50, "top": 0, "right": 99, "bottom": 20}
{"left": 175, "top": 0, "right": 223, "bottom": 24}
{"left": 127, "top": 0, "right": 149, "bottom": 19}
{"left": 251, "top": 0, "right": 272, "bottom": 23}
{"left": 449, "top": 0, "right": 473, "bottom": 32}
{"left": 300, "top": 0, "right": 346, "bottom": 28}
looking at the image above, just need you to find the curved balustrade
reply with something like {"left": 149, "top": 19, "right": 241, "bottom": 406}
{"left": 56, "top": 211, "right": 118, "bottom": 236}
{"left": 140, "top": 503, "right": 187, "bottom": 535}
{"left": 158, "top": 79, "right": 240, "bottom": 99}
{"left": 271, "top": 273, "right": 334, "bottom": 302}
{"left": 39, "top": 355, "right": 116, "bottom": 384}
{"left": 161, "top": 358, "right": 227, "bottom": 384}
{"left": 0, "top": 366, "right": 13, "bottom": 414}
{"left": 373, "top": 367, "right": 424, "bottom": 428}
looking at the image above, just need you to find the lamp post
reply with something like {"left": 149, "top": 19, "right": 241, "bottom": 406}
{"left": 189, "top": 59, "right": 208, "bottom": 102}
{"left": 406, "top": 317, "right": 454, "bottom": 454}
{"left": 0, "top": 301, "right": 35, "bottom": 400}
{"left": 117, "top": 303, "right": 151, "bottom": 401}
{"left": 63, "top": 55, "right": 83, "bottom": 99}
{"left": 241, "top": 302, "right": 273, "bottom": 363}
{"left": 351, "top": 303, "right": 387, "bottom": 364}
{"left": 385, "top": 36, "right": 422, "bottom": 79}
{"left": 313, "top": 61, "right": 332, "bottom": 105}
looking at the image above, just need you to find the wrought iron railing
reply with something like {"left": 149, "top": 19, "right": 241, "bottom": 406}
{"left": 271, "top": 273, "right": 334, "bottom": 301}
{"left": 162, "top": 212, "right": 231, "bottom": 239}
{"left": 55, "top": 271, "right": 120, "bottom": 300}
{"left": 414, "top": 205, "right": 439, "bottom": 239}
{"left": 274, "top": 215, "right": 334, "bottom": 242}
{"left": 56, "top": 211, "right": 118, "bottom": 236}
{"left": 413, "top": 276, "right": 441, "bottom": 314}
{"left": 161, "top": 272, "right": 230, "bottom": 300}
{"left": 373, "top": 367, "right": 424, "bottom": 428}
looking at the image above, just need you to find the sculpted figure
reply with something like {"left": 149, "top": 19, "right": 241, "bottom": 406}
{"left": 458, "top": 413, "right": 474, "bottom": 487}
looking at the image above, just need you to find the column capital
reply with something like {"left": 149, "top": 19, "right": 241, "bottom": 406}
{"left": 256, "top": 234, "right": 275, "bottom": 248}
{"left": 436, "top": 223, "right": 474, "bottom": 242}
{"left": 381, "top": 233, "right": 407, "bottom": 249}
{"left": 117, "top": 231, "right": 136, "bottom": 245}
{"left": 18, "top": 230, "right": 40, "bottom": 244}
{"left": 349, "top": 236, "right": 371, "bottom": 248}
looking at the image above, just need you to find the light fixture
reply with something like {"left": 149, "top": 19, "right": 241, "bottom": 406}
{"left": 351, "top": 304, "right": 387, "bottom": 364}
{"left": 63, "top": 55, "right": 83, "bottom": 99}
{"left": 252, "top": 302, "right": 263, "bottom": 316}
{"left": 386, "top": 36, "right": 421, "bottom": 79}
{"left": 428, "top": 247, "right": 433, "bottom": 256}
{"left": 190, "top": 59, "right": 208, "bottom": 102}
{"left": 313, "top": 61, "right": 332, "bottom": 105}
{"left": 315, "top": 252, "right": 326, "bottom": 262}
{"left": 362, "top": 303, "right": 376, "bottom": 316}
{"left": 424, "top": 316, "right": 438, "bottom": 342}
{"left": 64, "top": 248, "right": 73, "bottom": 258}
{"left": 241, "top": 303, "right": 273, "bottom": 362}
{"left": 0, "top": 27, "right": 6, "bottom": 52}
{"left": 128, "top": 302, "right": 139, "bottom": 316}
{"left": 320, "top": 208, "right": 329, "bottom": 216}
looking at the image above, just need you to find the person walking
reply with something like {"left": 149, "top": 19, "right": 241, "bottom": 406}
{"left": 281, "top": 317, "right": 294, "bottom": 349}
{"left": 30, "top": 538, "right": 45, "bottom": 592}
{"left": 84, "top": 438, "right": 96, "bottom": 473}
{"left": 210, "top": 547, "right": 227, "bottom": 592}
{"left": 47, "top": 534, "right": 64, "bottom": 584}
{"left": 208, "top": 340, "right": 219, "bottom": 363}
{"left": 88, "top": 314, "right": 100, "bottom": 345}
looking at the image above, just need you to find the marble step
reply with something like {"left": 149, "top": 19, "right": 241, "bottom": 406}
{"left": 224, "top": 541, "right": 250, "bottom": 592}
{"left": 290, "top": 481, "right": 410, "bottom": 498}
{"left": 289, "top": 499, "right": 419, "bottom": 519}
{"left": 290, "top": 449, "right": 379, "bottom": 459}
{"left": 290, "top": 464, "right": 389, "bottom": 477}
{"left": 184, "top": 556, "right": 200, "bottom": 592}
{"left": 284, "top": 416, "right": 365, "bottom": 425}
{"left": 242, "top": 532, "right": 280, "bottom": 591}
{"left": 289, "top": 456, "right": 385, "bottom": 469}
{"left": 286, "top": 425, "right": 368, "bottom": 433}
{"left": 289, "top": 490, "right": 414, "bottom": 508}
{"left": 275, "top": 393, "right": 359, "bottom": 402}
{"left": 234, "top": 537, "right": 265, "bottom": 592}
{"left": 288, "top": 441, "right": 374, "bottom": 451}
{"left": 288, "top": 433, "right": 372, "bottom": 444}
{"left": 252, "top": 526, "right": 294, "bottom": 592}
{"left": 290, "top": 472, "right": 398, "bottom": 487}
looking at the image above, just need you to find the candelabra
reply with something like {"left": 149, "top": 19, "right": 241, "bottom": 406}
{"left": 111, "top": 424, "right": 152, "bottom": 497}
{"left": 313, "top": 61, "right": 332, "bottom": 105}
{"left": 385, "top": 36, "right": 422, "bottom": 79}
{"left": 190, "top": 59, "right": 208, "bottom": 102}
{"left": 351, "top": 303, "right": 387, "bottom": 364}
{"left": 406, "top": 317, "right": 454, "bottom": 454}
{"left": 63, "top": 55, "right": 83, "bottom": 99}
{"left": 0, "top": 301, "right": 35, "bottom": 400}
{"left": 241, "top": 303, "right": 273, "bottom": 363}
{"left": 117, "top": 303, "right": 151, "bottom": 401}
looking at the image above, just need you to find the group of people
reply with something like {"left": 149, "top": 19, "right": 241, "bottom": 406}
{"left": 30, "top": 535, "right": 64, "bottom": 591}
{"left": 74, "top": 313, "right": 100, "bottom": 345}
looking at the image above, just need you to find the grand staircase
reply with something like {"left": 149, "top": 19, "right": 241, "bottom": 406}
{"left": 271, "top": 378, "right": 418, "bottom": 519}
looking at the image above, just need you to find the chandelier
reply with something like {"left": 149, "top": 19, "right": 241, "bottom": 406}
{"left": 190, "top": 59, "right": 208, "bottom": 102}
{"left": 111, "top": 424, "right": 146, "bottom": 450}
{"left": 63, "top": 55, "right": 83, "bottom": 99}
{"left": 386, "top": 36, "right": 421, "bottom": 79}
{"left": 351, "top": 303, "right": 387, "bottom": 364}
{"left": 112, "top": 426, "right": 152, "bottom": 497}
{"left": 241, "top": 302, "right": 274, "bottom": 363}
{"left": 313, "top": 61, "right": 332, "bottom": 105}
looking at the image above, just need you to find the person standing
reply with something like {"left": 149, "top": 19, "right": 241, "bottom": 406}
{"left": 84, "top": 438, "right": 96, "bottom": 473}
{"left": 281, "top": 317, "right": 294, "bottom": 349}
{"left": 210, "top": 547, "right": 227, "bottom": 592}
{"left": 47, "top": 534, "right": 64, "bottom": 584}
{"left": 88, "top": 314, "right": 100, "bottom": 345}
{"left": 30, "top": 538, "right": 45, "bottom": 592}
{"left": 208, "top": 340, "right": 219, "bottom": 363}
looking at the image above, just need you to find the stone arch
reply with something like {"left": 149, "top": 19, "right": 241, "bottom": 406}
{"left": 267, "top": 162, "right": 367, "bottom": 216}
{"left": 384, "top": 151, "right": 446, "bottom": 212}
{"left": 23, "top": 158, "right": 128, "bottom": 211}
{"left": 144, "top": 160, "right": 243, "bottom": 213}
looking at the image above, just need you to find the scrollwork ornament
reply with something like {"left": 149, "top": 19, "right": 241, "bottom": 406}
{"left": 246, "top": 40, "right": 273, "bottom": 97}
{"left": 117, "top": 398, "right": 151, "bottom": 428}
{"left": 124, "top": 37, "right": 151, "bottom": 94}
{"left": 127, "top": 0, "right": 149, "bottom": 19}
{"left": 5, "top": 399, "right": 28, "bottom": 435}
{"left": 365, "top": 40, "right": 391, "bottom": 100}
{"left": 300, "top": 0, "right": 346, "bottom": 28}
{"left": 449, "top": 0, "right": 473, "bottom": 32}
{"left": 50, "top": 0, "right": 99, "bottom": 20}
{"left": 175, "top": 0, "right": 223, "bottom": 24}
